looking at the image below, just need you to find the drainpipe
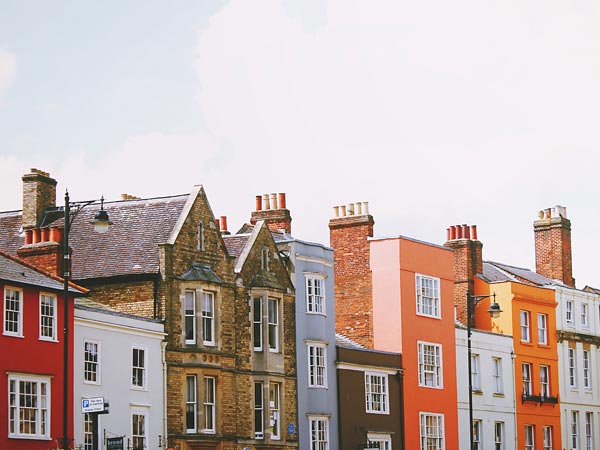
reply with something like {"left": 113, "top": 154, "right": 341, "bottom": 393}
{"left": 161, "top": 341, "right": 168, "bottom": 448}
{"left": 153, "top": 274, "right": 160, "bottom": 320}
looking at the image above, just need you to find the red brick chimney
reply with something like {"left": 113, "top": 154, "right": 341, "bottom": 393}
{"left": 22, "top": 168, "right": 57, "bottom": 229}
{"left": 329, "top": 202, "right": 374, "bottom": 348}
{"left": 534, "top": 205, "right": 575, "bottom": 287}
{"left": 444, "top": 224, "right": 483, "bottom": 326}
{"left": 17, "top": 226, "right": 64, "bottom": 277}
{"left": 250, "top": 193, "right": 292, "bottom": 234}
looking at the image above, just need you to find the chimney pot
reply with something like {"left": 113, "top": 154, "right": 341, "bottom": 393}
{"left": 278, "top": 193, "right": 286, "bottom": 209}
{"left": 255, "top": 195, "right": 263, "bottom": 211}
{"left": 456, "top": 225, "right": 463, "bottom": 239}
{"left": 215, "top": 218, "right": 220, "bottom": 230}
{"left": 363, "top": 202, "right": 369, "bottom": 215}
{"left": 340, "top": 205, "right": 347, "bottom": 217}
{"left": 347, "top": 203, "right": 354, "bottom": 216}
{"left": 464, "top": 224, "right": 470, "bottom": 239}
{"left": 220, "top": 216, "right": 228, "bottom": 232}
{"left": 41, "top": 227, "right": 50, "bottom": 242}
{"left": 263, "top": 194, "right": 270, "bottom": 210}
{"left": 470, "top": 225, "right": 478, "bottom": 240}
{"left": 32, "top": 228, "right": 41, "bottom": 244}
{"left": 270, "top": 193, "right": 277, "bottom": 209}
{"left": 333, "top": 206, "right": 340, "bottom": 218}
{"left": 355, "top": 202, "right": 362, "bottom": 215}
{"left": 24, "top": 229, "right": 33, "bottom": 245}
{"left": 450, "top": 225, "right": 457, "bottom": 240}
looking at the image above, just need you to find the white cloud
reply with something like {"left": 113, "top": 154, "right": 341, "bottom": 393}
{"left": 192, "top": 0, "right": 600, "bottom": 286}
{"left": 0, "top": 48, "right": 16, "bottom": 101}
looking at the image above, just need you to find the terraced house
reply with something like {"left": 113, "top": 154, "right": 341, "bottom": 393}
{"left": 0, "top": 169, "right": 298, "bottom": 450}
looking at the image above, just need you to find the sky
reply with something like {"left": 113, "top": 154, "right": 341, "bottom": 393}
{"left": 1, "top": 0, "right": 599, "bottom": 288}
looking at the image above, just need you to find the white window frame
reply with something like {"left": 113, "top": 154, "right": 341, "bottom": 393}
{"left": 585, "top": 412, "right": 593, "bottom": 450}
{"left": 418, "top": 341, "right": 443, "bottom": 389}
{"left": 310, "top": 415, "right": 330, "bottom": 450}
{"left": 420, "top": 412, "right": 444, "bottom": 450}
{"left": 8, "top": 373, "right": 51, "bottom": 439}
{"left": 184, "top": 290, "right": 196, "bottom": 345}
{"left": 543, "top": 425, "right": 553, "bottom": 450}
{"left": 83, "top": 413, "right": 94, "bottom": 450}
{"left": 492, "top": 357, "right": 503, "bottom": 395}
{"left": 540, "top": 365, "right": 550, "bottom": 398}
{"left": 566, "top": 300, "right": 574, "bottom": 324}
{"left": 307, "top": 342, "right": 327, "bottom": 388}
{"left": 39, "top": 293, "right": 57, "bottom": 341}
{"left": 201, "top": 291, "right": 215, "bottom": 346}
{"left": 525, "top": 424, "right": 535, "bottom": 450}
{"left": 253, "top": 297, "right": 263, "bottom": 352}
{"left": 254, "top": 382, "right": 264, "bottom": 439}
{"left": 268, "top": 298, "right": 279, "bottom": 352}
{"left": 416, "top": 274, "right": 440, "bottom": 318}
{"left": 495, "top": 422, "right": 505, "bottom": 450}
{"left": 84, "top": 340, "right": 101, "bottom": 384}
{"left": 522, "top": 363, "right": 532, "bottom": 396}
{"left": 569, "top": 348, "right": 577, "bottom": 388}
{"left": 131, "top": 410, "right": 147, "bottom": 450}
{"left": 471, "top": 354, "right": 481, "bottom": 391}
{"left": 365, "top": 371, "right": 389, "bottom": 414}
{"left": 367, "top": 432, "right": 391, "bottom": 450}
{"left": 203, "top": 376, "right": 216, "bottom": 433}
{"left": 185, "top": 375, "right": 197, "bottom": 433}
{"left": 572, "top": 411, "right": 580, "bottom": 450}
{"left": 132, "top": 346, "right": 147, "bottom": 390}
{"left": 4, "top": 286, "right": 23, "bottom": 337}
{"left": 581, "top": 302, "right": 589, "bottom": 327}
{"left": 306, "top": 275, "right": 326, "bottom": 315}
{"left": 537, "top": 313, "right": 547, "bottom": 345}
{"left": 583, "top": 350, "right": 591, "bottom": 390}
{"left": 473, "top": 420, "right": 482, "bottom": 450}
{"left": 520, "top": 310, "right": 531, "bottom": 343}
{"left": 269, "top": 382, "right": 281, "bottom": 440}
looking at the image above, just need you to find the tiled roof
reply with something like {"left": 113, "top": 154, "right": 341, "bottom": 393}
{"left": 75, "top": 297, "right": 162, "bottom": 323}
{"left": 179, "top": 262, "right": 222, "bottom": 284}
{"left": 222, "top": 234, "right": 250, "bottom": 266}
{"left": 0, "top": 195, "right": 188, "bottom": 281}
{"left": 0, "top": 250, "right": 86, "bottom": 293}
{"left": 482, "top": 261, "right": 562, "bottom": 287}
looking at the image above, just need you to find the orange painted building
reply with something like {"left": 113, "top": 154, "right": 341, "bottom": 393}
{"left": 474, "top": 273, "right": 562, "bottom": 449}
{"left": 446, "top": 224, "right": 562, "bottom": 449}
{"left": 330, "top": 204, "right": 458, "bottom": 450}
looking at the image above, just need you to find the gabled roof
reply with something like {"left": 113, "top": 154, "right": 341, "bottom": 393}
{"left": 222, "top": 234, "right": 250, "bottom": 267}
{"left": 0, "top": 195, "right": 189, "bottom": 280}
{"left": 0, "top": 250, "right": 87, "bottom": 294}
{"left": 481, "top": 261, "right": 564, "bottom": 287}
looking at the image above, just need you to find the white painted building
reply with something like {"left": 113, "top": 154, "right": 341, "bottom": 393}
{"left": 73, "top": 298, "right": 166, "bottom": 450}
{"left": 555, "top": 285, "right": 600, "bottom": 450}
{"left": 456, "top": 325, "right": 516, "bottom": 450}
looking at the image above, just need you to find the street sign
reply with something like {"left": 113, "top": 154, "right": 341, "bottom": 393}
{"left": 106, "top": 437, "right": 124, "bottom": 450}
{"left": 81, "top": 397, "right": 105, "bottom": 413}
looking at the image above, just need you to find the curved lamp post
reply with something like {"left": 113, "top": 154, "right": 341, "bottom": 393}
{"left": 61, "top": 191, "right": 111, "bottom": 450}
{"left": 467, "top": 291, "right": 502, "bottom": 450}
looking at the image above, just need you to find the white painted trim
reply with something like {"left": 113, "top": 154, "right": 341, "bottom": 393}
{"left": 297, "top": 254, "right": 334, "bottom": 267}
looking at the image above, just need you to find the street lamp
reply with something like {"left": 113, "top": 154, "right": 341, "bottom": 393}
{"left": 61, "top": 191, "right": 111, "bottom": 450}
{"left": 467, "top": 291, "right": 502, "bottom": 450}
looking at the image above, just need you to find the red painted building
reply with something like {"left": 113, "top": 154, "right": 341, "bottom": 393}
{"left": 0, "top": 250, "right": 86, "bottom": 450}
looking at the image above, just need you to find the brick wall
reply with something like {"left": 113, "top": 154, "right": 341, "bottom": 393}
{"left": 22, "top": 169, "right": 57, "bottom": 229}
{"left": 534, "top": 210, "right": 575, "bottom": 287}
{"left": 329, "top": 214, "right": 374, "bottom": 348}
{"left": 17, "top": 242, "right": 63, "bottom": 277}
{"left": 444, "top": 236, "right": 483, "bottom": 325}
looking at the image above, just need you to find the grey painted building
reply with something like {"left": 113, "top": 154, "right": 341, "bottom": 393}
{"left": 276, "top": 235, "right": 339, "bottom": 450}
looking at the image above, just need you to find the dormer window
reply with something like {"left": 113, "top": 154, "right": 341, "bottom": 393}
{"left": 198, "top": 222, "right": 205, "bottom": 251}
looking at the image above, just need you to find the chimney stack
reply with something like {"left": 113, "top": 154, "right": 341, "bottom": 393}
{"left": 444, "top": 223, "right": 483, "bottom": 326}
{"left": 250, "top": 193, "right": 292, "bottom": 234}
{"left": 329, "top": 201, "right": 375, "bottom": 348}
{"left": 22, "top": 168, "right": 57, "bottom": 229}
{"left": 534, "top": 205, "right": 575, "bottom": 287}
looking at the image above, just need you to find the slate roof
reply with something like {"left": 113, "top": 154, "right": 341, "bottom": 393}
{"left": 75, "top": 297, "right": 162, "bottom": 323}
{"left": 222, "top": 234, "right": 250, "bottom": 266}
{"left": 0, "top": 195, "right": 188, "bottom": 281}
{"left": 481, "top": 261, "right": 562, "bottom": 287}
{"left": 179, "top": 262, "right": 222, "bottom": 284}
{"left": 0, "top": 250, "right": 86, "bottom": 294}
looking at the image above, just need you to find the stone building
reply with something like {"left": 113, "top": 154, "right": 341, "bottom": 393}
{"left": 0, "top": 169, "right": 298, "bottom": 450}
